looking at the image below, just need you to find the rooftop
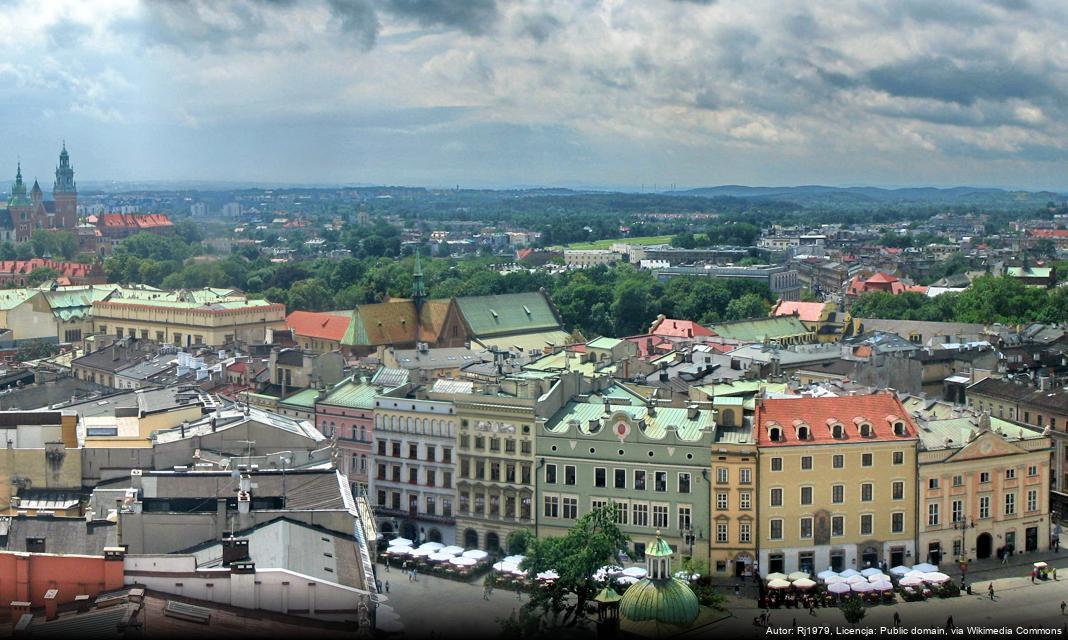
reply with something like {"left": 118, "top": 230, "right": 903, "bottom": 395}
{"left": 756, "top": 392, "right": 917, "bottom": 446}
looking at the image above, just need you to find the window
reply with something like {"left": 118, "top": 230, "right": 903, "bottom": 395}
{"left": 716, "top": 467, "right": 728, "bottom": 484}
{"left": 1004, "top": 493, "right": 1016, "bottom": 516}
{"left": 861, "top": 483, "right": 873, "bottom": 502}
{"left": 654, "top": 471, "right": 667, "bottom": 492}
{"left": 632, "top": 503, "right": 649, "bottom": 527}
{"left": 927, "top": 503, "right": 939, "bottom": 527}
{"left": 740, "top": 468, "right": 752, "bottom": 484}
{"left": 740, "top": 492, "right": 751, "bottom": 510}
{"left": 891, "top": 512, "right": 904, "bottom": 533}
{"left": 614, "top": 469, "right": 626, "bottom": 489}
{"left": 928, "top": 478, "right": 939, "bottom": 490}
{"left": 797, "top": 425, "right": 810, "bottom": 440}
{"left": 409, "top": 443, "right": 418, "bottom": 459}
{"left": 892, "top": 481, "right": 904, "bottom": 501}
{"left": 832, "top": 454, "right": 844, "bottom": 469}
{"left": 831, "top": 516, "right": 844, "bottom": 537}
{"left": 634, "top": 470, "right": 646, "bottom": 491}
{"left": 1005, "top": 468, "right": 1016, "bottom": 480}
{"left": 800, "top": 486, "right": 813, "bottom": 505}
{"left": 1027, "top": 489, "right": 1038, "bottom": 512}
{"left": 979, "top": 495, "right": 990, "bottom": 519}
{"left": 739, "top": 522, "right": 752, "bottom": 543}
{"left": 893, "top": 451, "right": 904, "bottom": 465}
{"left": 769, "top": 518, "right": 783, "bottom": 540}
{"left": 980, "top": 472, "right": 990, "bottom": 484}
{"left": 832, "top": 424, "right": 844, "bottom": 439}
{"left": 545, "top": 464, "right": 557, "bottom": 484}
{"left": 832, "top": 484, "right": 844, "bottom": 504}
{"left": 594, "top": 467, "right": 606, "bottom": 488}
{"left": 860, "top": 514, "right": 873, "bottom": 536}
{"left": 800, "top": 517, "right": 813, "bottom": 539}
{"left": 951, "top": 499, "right": 962, "bottom": 523}
{"left": 652, "top": 504, "right": 669, "bottom": 528}
{"left": 678, "top": 506, "right": 692, "bottom": 531}
{"left": 562, "top": 497, "right": 578, "bottom": 519}
{"left": 613, "top": 501, "right": 628, "bottom": 525}
{"left": 1028, "top": 465, "right": 1039, "bottom": 477}
{"left": 862, "top": 453, "right": 873, "bottom": 467}
{"left": 716, "top": 492, "right": 728, "bottom": 511}
{"left": 592, "top": 498, "right": 607, "bottom": 512}
{"left": 801, "top": 456, "right": 812, "bottom": 470}
{"left": 952, "top": 475, "right": 963, "bottom": 487}
{"left": 564, "top": 465, "right": 576, "bottom": 485}
{"left": 771, "top": 457, "right": 783, "bottom": 472}
{"left": 716, "top": 523, "right": 728, "bottom": 544}
{"left": 678, "top": 473, "right": 691, "bottom": 494}
{"left": 770, "top": 488, "right": 783, "bottom": 507}
{"left": 544, "top": 495, "right": 559, "bottom": 518}
{"left": 769, "top": 426, "right": 783, "bottom": 442}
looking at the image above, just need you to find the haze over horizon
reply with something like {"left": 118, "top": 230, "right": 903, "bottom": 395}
{"left": 6, "top": 0, "right": 1068, "bottom": 191}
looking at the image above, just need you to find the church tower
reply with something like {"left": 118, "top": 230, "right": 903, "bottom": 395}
{"left": 9, "top": 163, "right": 31, "bottom": 240}
{"left": 52, "top": 142, "right": 77, "bottom": 229}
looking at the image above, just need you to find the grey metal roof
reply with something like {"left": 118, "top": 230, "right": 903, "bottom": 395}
{"left": 0, "top": 515, "right": 118, "bottom": 555}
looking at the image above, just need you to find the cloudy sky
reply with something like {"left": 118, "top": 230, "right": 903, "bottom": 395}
{"left": 4, "top": 0, "right": 1068, "bottom": 189}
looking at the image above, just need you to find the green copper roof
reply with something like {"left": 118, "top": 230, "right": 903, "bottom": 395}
{"left": 0, "top": 289, "right": 38, "bottom": 310}
{"left": 594, "top": 587, "right": 622, "bottom": 603}
{"left": 618, "top": 578, "right": 699, "bottom": 628}
{"left": 455, "top": 291, "right": 561, "bottom": 338}
{"left": 646, "top": 534, "right": 674, "bottom": 557}
{"left": 588, "top": 336, "right": 623, "bottom": 349}
{"left": 710, "top": 316, "right": 811, "bottom": 342}
{"left": 321, "top": 378, "right": 381, "bottom": 409}
{"left": 543, "top": 401, "right": 714, "bottom": 442}
{"left": 278, "top": 387, "right": 320, "bottom": 410}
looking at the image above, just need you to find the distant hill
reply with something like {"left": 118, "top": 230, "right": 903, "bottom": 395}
{"left": 674, "top": 185, "right": 1067, "bottom": 209}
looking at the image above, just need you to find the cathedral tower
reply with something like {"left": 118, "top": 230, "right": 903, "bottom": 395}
{"left": 52, "top": 142, "right": 77, "bottom": 229}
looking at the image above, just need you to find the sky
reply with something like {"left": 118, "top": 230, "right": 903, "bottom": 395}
{"left": 4, "top": 0, "right": 1068, "bottom": 190}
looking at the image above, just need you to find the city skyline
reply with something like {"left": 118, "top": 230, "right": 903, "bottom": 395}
{"left": 5, "top": 0, "right": 1068, "bottom": 190}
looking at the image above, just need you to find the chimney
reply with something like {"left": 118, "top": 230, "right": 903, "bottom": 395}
{"left": 222, "top": 537, "right": 250, "bottom": 566}
{"left": 103, "top": 547, "right": 126, "bottom": 591}
{"left": 43, "top": 589, "right": 58, "bottom": 621}
{"left": 239, "top": 473, "right": 252, "bottom": 493}
{"left": 130, "top": 469, "right": 142, "bottom": 491}
{"left": 687, "top": 405, "right": 699, "bottom": 420}
{"left": 237, "top": 491, "right": 251, "bottom": 514}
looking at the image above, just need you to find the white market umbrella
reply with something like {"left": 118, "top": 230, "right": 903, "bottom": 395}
{"left": 493, "top": 561, "right": 518, "bottom": 572}
{"left": 1034, "top": 561, "right": 1049, "bottom": 568}
{"left": 388, "top": 537, "right": 414, "bottom": 547}
{"left": 622, "top": 567, "right": 648, "bottom": 578}
{"left": 867, "top": 573, "right": 888, "bottom": 583}
{"left": 838, "top": 569, "right": 860, "bottom": 578}
{"left": 911, "top": 563, "right": 938, "bottom": 573}
{"left": 787, "top": 571, "right": 810, "bottom": 581}
{"left": 827, "top": 582, "right": 850, "bottom": 594}
{"left": 817, "top": 570, "right": 838, "bottom": 580}
{"left": 899, "top": 576, "right": 924, "bottom": 587}
{"left": 410, "top": 548, "right": 433, "bottom": 558}
{"left": 851, "top": 582, "right": 874, "bottom": 593}
{"left": 596, "top": 565, "right": 624, "bottom": 580}
{"left": 449, "top": 557, "right": 477, "bottom": 567}
{"left": 872, "top": 580, "right": 894, "bottom": 591}
{"left": 845, "top": 575, "right": 866, "bottom": 584}
{"left": 860, "top": 567, "right": 883, "bottom": 577}
{"left": 509, "top": 565, "right": 527, "bottom": 576}
{"left": 462, "top": 550, "right": 489, "bottom": 560}
{"left": 428, "top": 552, "right": 454, "bottom": 562}
{"left": 387, "top": 545, "right": 413, "bottom": 555}
{"left": 889, "top": 565, "right": 911, "bottom": 576}
{"left": 503, "top": 555, "right": 526, "bottom": 564}
{"left": 537, "top": 570, "right": 560, "bottom": 581}
{"left": 903, "top": 570, "right": 925, "bottom": 580}
{"left": 765, "top": 572, "right": 788, "bottom": 582}
{"left": 923, "top": 572, "right": 950, "bottom": 584}
{"left": 793, "top": 578, "right": 817, "bottom": 589}
{"left": 824, "top": 576, "right": 845, "bottom": 585}
{"left": 617, "top": 576, "right": 639, "bottom": 585}
{"left": 418, "top": 542, "right": 445, "bottom": 552}
{"left": 440, "top": 546, "right": 464, "bottom": 556}
{"left": 767, "top": 579, "right": 791, "bottom": 590}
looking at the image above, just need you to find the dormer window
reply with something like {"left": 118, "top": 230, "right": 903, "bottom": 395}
{"left": 797, "top": 425, "right": 810, "bottom": 440}
{"left": 831, "top": 424, "right": 845, "bottom": 439}
{"left": 859, "top": 423, "right": 873, "bottom": 438}
{"left": 893, "top": 421, "right": 906, "bottom": 436}
{"left": 769, "top": 426, "right": 784, "bottom": 442}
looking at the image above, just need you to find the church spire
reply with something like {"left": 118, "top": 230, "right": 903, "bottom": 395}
{"left": 412, "top": 248, "right": 426, "bottom": 305}
{"left": 9, "top": 162, "right": 29, "bottom": 207}
{"left": 54, "top": 142, "right": 75, "bottom": 194}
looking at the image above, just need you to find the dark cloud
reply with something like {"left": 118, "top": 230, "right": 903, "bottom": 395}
{"left": 518, "top": 12, "right": 562, "bottom": 43}
{"left": 129, "top": 0, "right": 276, "bottom": 51}
{"left": 327, "top": 0, "right": 379, "bottom": 50}
{"left": 47, "top": 18, "right": 91, "bottom": 49}
{"left": 864, "top": 56, "right": 1057, "bottom": 106}
{"left": 378, "top": 0, "right": 498, "bottom": 35}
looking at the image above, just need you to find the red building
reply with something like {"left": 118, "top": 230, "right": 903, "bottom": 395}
{"left": 97, "top": 213, "right": 175, "bottom": 244}
{"left": 0, "top": 258, "right": 106, "bottom": 286}
{"left": 0, "top": 547, "right": 125, "bottom": 615}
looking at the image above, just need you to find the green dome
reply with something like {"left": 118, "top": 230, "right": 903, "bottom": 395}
{"left": 618, "top": 577, "right": 699, "bottom": 628}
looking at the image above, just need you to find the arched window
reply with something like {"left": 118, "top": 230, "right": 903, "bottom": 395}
{"left": 832, "top": 424, "right": 844, "bottom": 439}
{"left": 893, "top": 421, "right": 907, "bottom": 436}
{"left": 859, "top": 423, "right": 873, "bottom": 438}
{"left": 797, "top": 425, "right": 810, "bottom": 440}
{"left": 769, "top": 426, "right": 783, "bottom": 442}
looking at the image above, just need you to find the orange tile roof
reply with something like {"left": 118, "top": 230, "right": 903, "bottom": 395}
{"left": 1029, "top": 229, "right": 1068, "bottom": 238}
{"left": 100, "top": 213, "right": 174, "bottom": 229}
{"left": 756, "top": 392, "right": 917, "bottom": 446}
{"left": 771, "top": 300, "right": 827, "bottom": 323}
{"left": 865, "top": 272, "right": 899, "bottom": 284}
{"left": 650, "top": 317, "right": 715, "bottom": 338}
{"left": 0, "top": 258, "right": 99, "bottom": 278}
{"left": 287, "top": 310, "right": 351, "bottom": 342}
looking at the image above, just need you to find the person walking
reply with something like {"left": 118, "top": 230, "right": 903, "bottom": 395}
{"left": 1060, "top": 601, "right": 1066, "bottom": 615}
{"left": 385, "top": 561, "right": 390, "bottom": 573}
{"left": 946, "top": 616, "right": 955, "bottom": 631}
{"left": 893, "top": 612, "right": 901, "bottom": 628}
{"left": 809, "top": 600, "right": 817, "bottom": 616}
{"left": 989, "top": 583, "right": 996, "bottom": 601}
{"left": 516, "top": 585, "right": 523, "bottom": 600}
{"left": 385, "top": 581, "right": 390, "bottom": 593}
{"left": 1032, "top": 569, "right": 1037, "bottom": 584}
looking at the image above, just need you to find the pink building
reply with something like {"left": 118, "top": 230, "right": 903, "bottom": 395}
{"left": 315, "top": 377, "right": 378, "bottom": 496}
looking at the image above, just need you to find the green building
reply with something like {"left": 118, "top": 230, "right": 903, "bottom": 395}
{"left": 537, "top": 396, "right": 715, "bottom": 562}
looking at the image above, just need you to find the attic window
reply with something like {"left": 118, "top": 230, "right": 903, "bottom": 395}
{"left": 768, "top": 426, "right": 784, "bottom": 442}
{"left": 893, "top": 421, "right": 907, "bottom": 436}
{"left": 796, "top": 425, "right": 810, "bottom": 440}
{"left": 859, "top": 423, "right": 873, "bottom": 438}
{"left": 831, "top": 424, "right": 845, "bottom": 439}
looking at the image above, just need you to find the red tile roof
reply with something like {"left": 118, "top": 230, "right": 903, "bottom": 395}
{"left": 1029, "top": 229, "right": 1068, "bottom": 238}
{"left": 865, "top": 272, "right": 898, "bottom": 284}
{"left": 649, "top": 317, "right": 715, "bottom": 338}
{"left": 756, "top": 392, "right": 917, "bottom": 446}
{"left": 287, "top": 310, "right": 351, "bottom": 342}
{"left": 0, "top": 258, "right": 99, "bottom": 279}
{"left": 771, "top": 300, "right": 827, "bottom": 323}
{"left": 100, "top": 213, "right": 174, "bottom": 229}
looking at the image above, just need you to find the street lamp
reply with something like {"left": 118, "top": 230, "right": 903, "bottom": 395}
{"left": 952, "top": 514, "right": 975, "bottom": 573}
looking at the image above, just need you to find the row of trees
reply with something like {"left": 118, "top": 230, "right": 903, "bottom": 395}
{"left": 850, "top": 275, "right": 1068, "bottom": 324}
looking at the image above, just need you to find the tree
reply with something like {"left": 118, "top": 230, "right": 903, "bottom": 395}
{"left": 287, "top": 278, "right": 334, "bottom": 312}
{"left": 724, "top": 292, "right": 770, "bottom": 321}
{"left": 520, "top": 504, "right": 628, "bottom": 627}
{"left": 15, "top": 242, "right": 33, "bottom": 260}
{"left": 26, "top": 267, "right": 60, "bottom": 286}
{"left": 839, "top": 596, "right": 866, "bottom": 625}
{"left": 507, "top": 529, "right": 535, "bottom": 556}
{"left": 17, "top": 339, "right": 58, "bottom": 361}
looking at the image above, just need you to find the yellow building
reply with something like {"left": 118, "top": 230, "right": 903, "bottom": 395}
{"left": 756, "top": 392, "right": 919, "bottom": 574}
{"left": 92, "top": 288, "right": 285, "bottom": 347}
{"left": 0, "top": 411, "right": 82, "bottom": 515}
{"left": 710, "top": 418, "right": 758, "bottom": 578}
{"left": 917, "top": 413, "right": 1051, "bottom": 565}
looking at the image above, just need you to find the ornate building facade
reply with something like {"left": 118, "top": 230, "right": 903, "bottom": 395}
{"left": 6, "top": 145, "right": 78, "bottom": 241}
